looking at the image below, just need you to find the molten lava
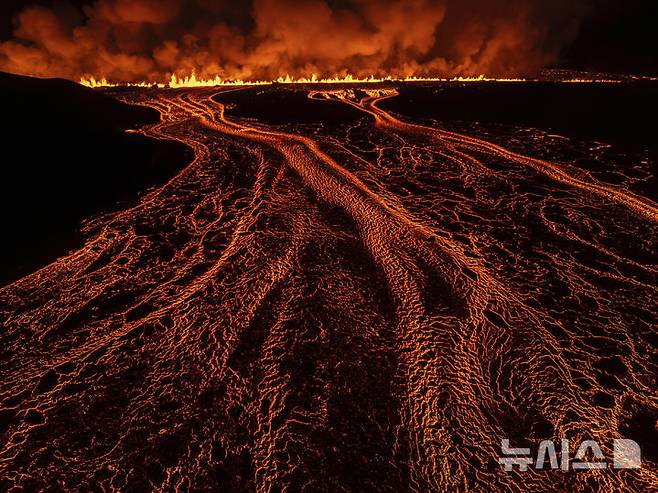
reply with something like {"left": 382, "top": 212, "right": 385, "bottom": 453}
{"left": 76, "top": 72, "right": 637, "bottom": 89}
{"left": 0, "top": 83, "right": 656, "bottom": 491}
{"left": 80, "top": 73, "right": 531, "bottom": 88}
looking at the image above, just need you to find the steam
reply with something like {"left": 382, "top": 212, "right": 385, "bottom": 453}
{"left": 0, "top": 0, "right": 585, "bottom": 82}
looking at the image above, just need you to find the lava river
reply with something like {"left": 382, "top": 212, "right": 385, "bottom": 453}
{"left": 0, "top": 86, "right": 656, "bottom": 492}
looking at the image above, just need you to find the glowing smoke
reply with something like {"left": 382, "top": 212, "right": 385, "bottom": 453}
{"left": 0, "top": 0, "right": 585, "bottom": 82}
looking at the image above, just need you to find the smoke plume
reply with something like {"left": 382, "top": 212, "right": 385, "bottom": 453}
{"left": 0, "top": 0, "right": 586, "bottom": 82}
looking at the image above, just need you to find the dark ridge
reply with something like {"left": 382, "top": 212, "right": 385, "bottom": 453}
{"left": 0, "top": 71, "right": 193, "bottom": 286}
{"left": 213, "top": 86, "right": 364, "bottom": 125}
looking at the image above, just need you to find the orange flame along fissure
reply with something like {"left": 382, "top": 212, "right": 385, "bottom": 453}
{"left": 79, "top": 72, "right": 538, "bottom": 88}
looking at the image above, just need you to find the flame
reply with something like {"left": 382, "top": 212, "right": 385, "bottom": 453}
{"left": 447, "top": 75, "right": 527, "bottom": 82}
{"left": 275, "top": 74, "right": 393, "bottom": 83}
{"left": 79, "top": 72, "right": 631, "bottom": 89}
{"left": 560, "top": 78, "right": 622, "bottom": 83}
{"left": 80, "top": 72, "right": 534, "bottom": 88}
{"left": 169, "top": 73, "right": 270, "bottom": 88}
{"left": 80, "top": 77, "right": 167, "bottom": 88}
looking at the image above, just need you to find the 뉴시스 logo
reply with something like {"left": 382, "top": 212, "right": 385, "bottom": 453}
{"left": 499, "top": 438, "right": 641, "bottom": 471}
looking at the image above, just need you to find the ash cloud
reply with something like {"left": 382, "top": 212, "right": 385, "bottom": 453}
{"left": 0, "top": 0, "right": 586, "bottom": 81}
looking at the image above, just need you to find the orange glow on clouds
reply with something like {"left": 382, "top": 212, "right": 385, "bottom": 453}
{"left": 1, "top": 0, "right": 588, "bottom": 83}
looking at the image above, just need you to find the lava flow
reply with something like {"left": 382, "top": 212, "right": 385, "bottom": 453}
{"left": 0, "top": 84, "right": 656, "bottom": 492}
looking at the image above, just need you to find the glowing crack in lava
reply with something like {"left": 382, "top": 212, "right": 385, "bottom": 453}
{"left": 0, "top": 84, "right": 657, "bottom": 491}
